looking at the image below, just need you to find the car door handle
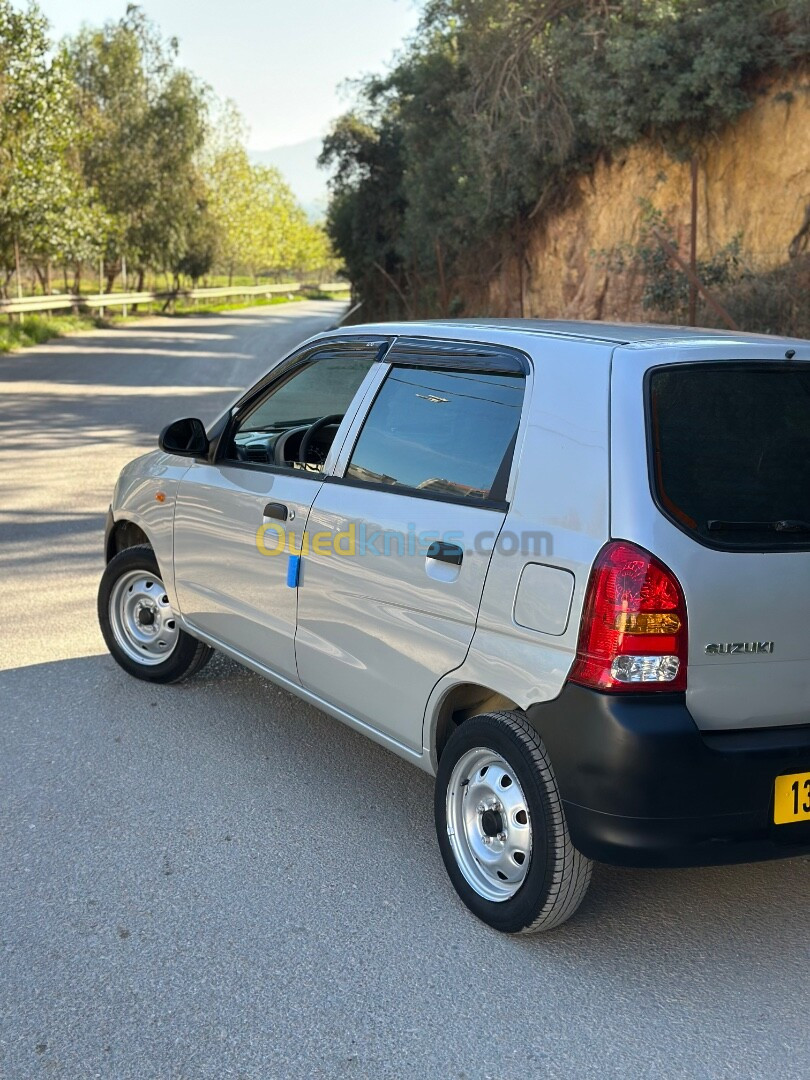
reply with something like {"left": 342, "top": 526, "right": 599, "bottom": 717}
{"left": 426, "top": 540, "right": 464, "bottom": 565}
{"left": 263, "top": 502, "right": 288, "bottom": 521}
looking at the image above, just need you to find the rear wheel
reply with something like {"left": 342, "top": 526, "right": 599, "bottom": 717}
{"left": 435, "top": 710, "right": 592, "bottom": 933}
{"left": 98, "top": 544, "right": 212, "bottom": 684}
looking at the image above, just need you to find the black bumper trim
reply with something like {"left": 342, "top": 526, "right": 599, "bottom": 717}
{"left": 526, "top": 684, "right": 810, "bottom": 867}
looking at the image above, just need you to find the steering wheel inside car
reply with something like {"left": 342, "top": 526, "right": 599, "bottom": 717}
{"left": 297, "top": 413, "right": 344, "bottom": 467}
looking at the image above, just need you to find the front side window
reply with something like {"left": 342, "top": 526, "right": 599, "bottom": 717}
{"left": 649, "top": 363, "right": 810, "bottom": 550}
{"left": 227, "top": 349, "right": 376, "bottom": 470}
{"left": 346, "top": 366, "right": 525, "bottom": 503}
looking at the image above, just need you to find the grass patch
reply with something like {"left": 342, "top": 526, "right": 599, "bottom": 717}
{"left": 0, "top": 313, "right": 102, "bottom": 352}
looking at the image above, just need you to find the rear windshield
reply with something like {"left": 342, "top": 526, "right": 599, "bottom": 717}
{"left": 648, "top": 363, "right": 810, "bottom": 550}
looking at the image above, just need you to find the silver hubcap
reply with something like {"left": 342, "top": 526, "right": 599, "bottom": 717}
{"left": 109, "top": 569, "right": 179, "bottom": 665}
{"left": 446, "top": 747, "right": 532, "bottom": 902}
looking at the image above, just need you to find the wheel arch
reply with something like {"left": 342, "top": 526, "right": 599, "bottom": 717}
{"left": 106, "top": 517, "right": 152, "bottom": 563}
{"left": 430, "top": 681, "right": 521, "bottom": 766}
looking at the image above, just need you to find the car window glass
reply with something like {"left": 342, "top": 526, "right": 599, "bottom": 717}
{"left": 346, "top": 366, "right": 525, "bottom": 502}
{"left": 650, "top": 364, "right": 810, "bottom": 549}
{"left": 228, "top": 352, "right": 375, "bottom": 470}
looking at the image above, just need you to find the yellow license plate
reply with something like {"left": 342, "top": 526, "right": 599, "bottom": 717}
{"left": 774, "top": 771, "right": 810, "bottom": 824}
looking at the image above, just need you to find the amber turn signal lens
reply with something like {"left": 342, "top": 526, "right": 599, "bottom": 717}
{"left": 613, "top": 612, "right": 681, "bottom": 634}
{"left": 155, "top": 491, "right": 166, "bottom": 503}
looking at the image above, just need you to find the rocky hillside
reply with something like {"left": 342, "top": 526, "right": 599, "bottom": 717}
{"left": 483, "top": 74, "right": 809, "bottom": 322}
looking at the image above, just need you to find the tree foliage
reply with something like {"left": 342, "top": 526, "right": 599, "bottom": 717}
{"left": 323, "top": 0, "right": 810, "bottom": 316}
{"left": 0, "top": 1, "right": 104, "bottom": 284}
{"left": 0, "top": 2, "right": 335, "bottom": 294}
{"left": 67, "top": 6, "right": 215, "bottom": 284}
{"left": 207, "top": 143, "right": 333, "bottom": 283}
{"left": 321, "top": 113, "right": 407, "bottom": 315}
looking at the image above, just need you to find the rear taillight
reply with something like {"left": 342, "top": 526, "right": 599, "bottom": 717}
{"left": 570, "top": 541, "right": 687, "bottom": 692}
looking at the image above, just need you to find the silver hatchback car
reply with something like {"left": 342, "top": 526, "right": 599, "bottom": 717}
{"left": 99, "top": 319, "right": 810, "bottom": 932}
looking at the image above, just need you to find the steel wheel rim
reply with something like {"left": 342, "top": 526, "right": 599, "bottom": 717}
{"left": 109, "top": 569, "right": 179, "bottom": 666}
{"left": 445, "top": 746, "right": 532, "bottom": 902}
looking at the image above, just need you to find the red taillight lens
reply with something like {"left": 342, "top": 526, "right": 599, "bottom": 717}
{"left": 570, "top": 541, "right": 687, "bottom": 692}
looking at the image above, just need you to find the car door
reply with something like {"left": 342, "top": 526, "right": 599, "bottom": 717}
{"left": 294, "top": 338, "right": 528, "bottom": 752}
{"left": 172, "top": 337, "right": 387, "bottom": 680}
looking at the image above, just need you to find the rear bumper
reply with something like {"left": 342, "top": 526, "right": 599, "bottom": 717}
{"left": 526, "top": 684, "right": 810, "bottom": 867}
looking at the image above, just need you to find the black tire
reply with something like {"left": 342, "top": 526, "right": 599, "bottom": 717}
{"left": 98, "top": 544, "right": 213, "bottom": 684}
{"left": 435, "top": 710, "right": 592, "bottom": 933}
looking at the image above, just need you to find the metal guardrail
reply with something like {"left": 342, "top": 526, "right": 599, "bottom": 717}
{"left": 0, "top": 280, "right": 350, "bottom": 316}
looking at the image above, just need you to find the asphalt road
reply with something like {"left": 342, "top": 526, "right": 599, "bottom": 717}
{"left": 1, "top": 302, "right": 808, "bottom": 1080}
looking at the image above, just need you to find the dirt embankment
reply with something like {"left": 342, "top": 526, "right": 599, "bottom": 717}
{"left": 481, "top": 74, "right": 810, "bottom": 321}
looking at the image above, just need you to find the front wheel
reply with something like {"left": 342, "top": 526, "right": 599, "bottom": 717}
{"left": 98, "top": 544, "right": 212, "bottom": 684}
{"left": 435, "top": 710, "right": 592, "bottom": 933}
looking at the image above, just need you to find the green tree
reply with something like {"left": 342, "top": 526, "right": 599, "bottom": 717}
{"left": 323, "top": 0, "right": 810, "bottom": 318}
{"left": 206, "top": 145, "right": 263, "bottom": 282}
{"left": 67, "top": 4, "right": 214, "bottom": 289}
{"left": 0, "top": 0, "right": 104, "bottom": 294}
{"left": 289, "top": 218, "right": 336, "bottom": 279}
{"left": 207, "top": 138, "right": 333, "bottom": 282}
{"left": 320, "top": 112, "right": 407, "bottom": 314}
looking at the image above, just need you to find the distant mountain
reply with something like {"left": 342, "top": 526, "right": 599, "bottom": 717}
{"left": 250, "top": 137, "right": 330, "bottom": 220}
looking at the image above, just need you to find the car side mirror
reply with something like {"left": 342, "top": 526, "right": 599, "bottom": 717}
{"left": 158, "top": 417, "right": 209, "bottom": 457}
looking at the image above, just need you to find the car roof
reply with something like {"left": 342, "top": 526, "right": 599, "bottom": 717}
{"left": 344, "top": 317, "right": 807, "bottom": 349}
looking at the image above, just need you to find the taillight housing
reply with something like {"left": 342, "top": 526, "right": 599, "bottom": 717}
{"left": 570, "top": 541, "right": 687, "bottom": 692}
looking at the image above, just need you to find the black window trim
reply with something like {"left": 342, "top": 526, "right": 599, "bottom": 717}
{"left": 331, "top": 338, "right": 530, "bottom": 510}
{"left": 208, "top": 335, "right": 392, "bottom": 471}
{"left": 644, "top": 359, "right": 810, "bottom": 554}
{"left": 322, "top": 472, "right": 510, "bottom": 513}
{"left": 386, "top": 335, "right": 530, "bottom": 375}
{"left": 211, "top": 459, "right": 329, "bottom": 481}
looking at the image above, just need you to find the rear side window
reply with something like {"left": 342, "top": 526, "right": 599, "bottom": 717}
{"left": 649, "top": 363, "right": 810, "bottom": 550}
{"left": 346, "top": 366, "right": 525, "bottom": 504}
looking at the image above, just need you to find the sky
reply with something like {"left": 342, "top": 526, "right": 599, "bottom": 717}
{"left": 37, "top": 0, "right": 423, "bottom": 151}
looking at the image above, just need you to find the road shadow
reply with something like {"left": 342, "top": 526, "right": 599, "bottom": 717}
{"left": 0, "top": 301, "right": 346, "bottom": 391}
{"left": 2, "top": 649, "right": 807, "bottom": 970}
{"left": 0, "top": 302, "right": 348, "bottom": 447}
{"left": 3, "top": 650, "right": 807, "bottom": 1079}
{"left": 0, "top": 385, "right": 241, "bottom": 447}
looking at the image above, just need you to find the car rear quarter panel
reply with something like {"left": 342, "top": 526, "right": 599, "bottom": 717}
{"left": 424, "top": 336, "right": 613, "bottom": 763}
{"left": 610, "top": 340, "right": 810, "bottom": 731}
